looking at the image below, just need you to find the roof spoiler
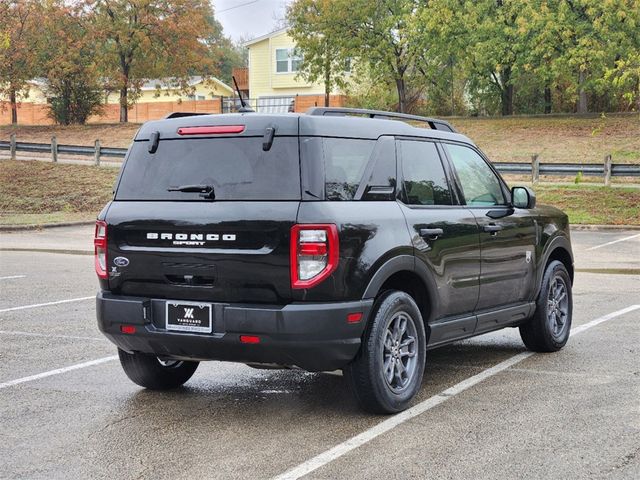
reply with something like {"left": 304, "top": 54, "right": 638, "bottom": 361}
{"left": 306, "top": 107, "right": 457, "bottom": 133}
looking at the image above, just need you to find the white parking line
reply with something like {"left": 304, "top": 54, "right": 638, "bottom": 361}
{"left": 0, "top": 296, "right": 94, "bottom": 313}
{"left": 273, "top": 304, "right": 640, "bottom": 480}
{"left": 0, "top": 356, "right": 118, "bottom": 390}
{"left": 0, "top": 275, "right": 27, "bottom": 281}
{"left": 586, "top": 232, "right": 640, "bottom": 251}
{"left": 0, "top": 330, "right": 104, "bottom": 341}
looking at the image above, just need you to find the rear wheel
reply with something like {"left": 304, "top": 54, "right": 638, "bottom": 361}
{"left": 345, "top": 290, "right": 426, "bottom": 414}
{"left": 118, "top": 349, "right": 199, "bottom": 390}
{"left": 520, "top": 260, "right": 573, "bottom": 352}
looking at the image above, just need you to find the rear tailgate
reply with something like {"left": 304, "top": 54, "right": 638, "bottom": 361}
{"left": 105, "top": 115, "right": 300, "bottom": 304}
{"left": 105, "top": 201, "right": 298, "bottom": 303}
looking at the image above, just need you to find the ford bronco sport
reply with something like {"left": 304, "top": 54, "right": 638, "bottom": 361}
{"left": 96, "top": 107, "right": 574, "bottom": 413}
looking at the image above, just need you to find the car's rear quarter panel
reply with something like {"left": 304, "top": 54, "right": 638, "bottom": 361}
{"left": 294, "top": 201, "right": 412, "bottom": 302}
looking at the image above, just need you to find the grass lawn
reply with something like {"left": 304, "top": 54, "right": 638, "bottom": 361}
{"left": 453, "top": 113, "right": 639, "bottom": 164}
{"left": 534, "top": 185, "right": 640, "bottom": 225}
{"left": 0, "top": 160, "right": 117, "bottom": 226}
{"left": 1, "top": 160, "right": 638, "bottom": 227}
{"left": 0, "top": 123, "right": 140, "bottom": 148}
{"left": 2, "top": 113, "right": 639, "bottom": 164}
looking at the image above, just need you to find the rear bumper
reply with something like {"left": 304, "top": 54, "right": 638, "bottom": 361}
{"left": 96, "top": 292, "right": 373, "bottom": 372}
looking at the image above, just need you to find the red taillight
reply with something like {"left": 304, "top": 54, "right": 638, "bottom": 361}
{"left": 290, "top": 224, "right": 339, "bottom": 289}
{"left": 177, "top": 125, "right": 245, "bottom": 135}
{"left": 240, "top": 335, "right": 260, "bottom": 344}
{"left": 94, "top": 220, "right": 108, "bottom": 279}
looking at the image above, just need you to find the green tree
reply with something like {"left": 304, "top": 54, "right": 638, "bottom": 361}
{"left": 430, "top": 0, "right": 541, "bottom": 115}
{"left": 88, "top": 0, "right": 217, "bottom": 122}
{"left": 288, "top": 0, "right": 429, "bottom": 113}
{"left": 39, "top": 2, "right": 104, "bottom": 125}
{"left": 598, "top": 0, "right": 640, "bottom": 111}
{"left": 201, "top": 15, "right": 246, "bottom": 85}
{"left": 0, "top": 0, "right": 40, "bottom": 124}
{"left": 287, "top": 0, "right": 350, "bottom": 107}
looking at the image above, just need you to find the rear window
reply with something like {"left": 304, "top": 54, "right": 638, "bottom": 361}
{"left": 115, "top": 137, "right": 300, "bottom": 201}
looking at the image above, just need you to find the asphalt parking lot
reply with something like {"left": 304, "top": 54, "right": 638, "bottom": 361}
{"left": 0, "top": 226, "right": 638, "bottom": 480}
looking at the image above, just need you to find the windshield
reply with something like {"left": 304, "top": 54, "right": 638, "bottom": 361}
{"left": 115, "top": 137, "right": 301, "bottom": 201}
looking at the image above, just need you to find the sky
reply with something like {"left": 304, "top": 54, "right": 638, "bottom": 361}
{"left": 213, "top": 0, "right": 292, "bottom": 43}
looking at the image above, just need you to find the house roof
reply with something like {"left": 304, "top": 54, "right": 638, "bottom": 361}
{"left": 24, "top": 76, "right": 234, "bottom": 95}
{"left": 243, "top": 27, "right": 289, "bottom": 47}
{"left": 140, "top": 76, "right": 233, "bottom": 94}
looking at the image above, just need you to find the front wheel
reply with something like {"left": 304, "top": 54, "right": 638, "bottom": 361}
{"left": 520, "top": 260, "right": 573, "bottom": 352}
{"left": 118, "top": 349, "right": 199, "bottom": 390}
{"left": 345, "top": 290, "right": 426, "bottom": 414}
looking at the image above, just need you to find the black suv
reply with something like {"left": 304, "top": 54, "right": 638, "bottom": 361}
{"left": 96, "top": 107, "right": 574, "bottom": 413}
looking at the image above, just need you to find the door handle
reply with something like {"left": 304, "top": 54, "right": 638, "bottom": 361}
{"left": 420, "top": 228, "right": 444, "bottom": 240}
{"left": 483, "top": 224, "right": 503, "bottom": 235}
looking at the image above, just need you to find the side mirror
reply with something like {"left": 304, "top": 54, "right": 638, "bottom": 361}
{"left": 511, "top": 186, "right": 536, "bottom": 209}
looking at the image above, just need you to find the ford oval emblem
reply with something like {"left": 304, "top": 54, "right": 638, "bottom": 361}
{"left": 113, "top": 256, "right": 130, "bottom": 267}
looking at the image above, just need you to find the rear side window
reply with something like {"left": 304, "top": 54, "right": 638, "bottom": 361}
{"left": 115, "top": 137, "right": 300, "bottom": 201}
{"left": 398, "top": 140, "right": 452, "bottom": 205}
{"left": 323, "top": 138, "right": 376, "bottom": 200}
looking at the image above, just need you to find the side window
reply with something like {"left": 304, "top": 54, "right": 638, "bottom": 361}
{"left": 445, "top": 144, "right": 505, "bottom": 206}
{"left": 398, "top": 140, "right": 452, "bottom": 206}
{"left": 324, "top": 138, "right": 375, "bottom": 200}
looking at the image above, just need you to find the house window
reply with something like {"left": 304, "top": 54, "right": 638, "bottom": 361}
{"left": 276, "top": 48, "right": 303, "bottom": 73}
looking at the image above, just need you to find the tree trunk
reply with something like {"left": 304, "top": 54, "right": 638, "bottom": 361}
{"left": 544, "top": 86, "right": 552, "bottom": 114}
{"left": 501, "top": 84, "right": 514, "bottom": 116}
{"left": 324, "top": 60, "right": 331, "bottom": 107}
{"left": 119, "top": 86, "right": 128, "bottom": 123}
{"left": 450, "top": 58, "right": 455, "bottom": 116}
{"left": 395, "top": 77, "right": 406, "bottom": 113}
{"left": 9, "top": 88, "right": 17, "bottom": 125}
{"left": 119, "top": 54, "right": 130, "bottom": 123}
{"left": 499, "top": 67, "right": 513, "bottom": 116}
{"left": 577, "top": 70, "right": 588, "bottom": 114}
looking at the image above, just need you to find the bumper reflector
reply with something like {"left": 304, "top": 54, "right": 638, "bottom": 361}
{"left": 120, "top": 325, "right": 136, "bottom": 334}
{"left": 347, "top": 312, "right": 363, "bottom": 324}
{"left": 240, "top": 335, "right": 260, "bottom": 344}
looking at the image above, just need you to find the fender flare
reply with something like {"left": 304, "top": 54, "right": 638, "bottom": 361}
{"left": 535, "top": 234, "right": 574, "bottom": 297}
{"left": 362, "top": 254, "right": 440, "bottom": 322}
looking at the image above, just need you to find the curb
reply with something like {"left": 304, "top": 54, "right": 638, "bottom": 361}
{"left": 0, "top": 247, "right": 92, "bottom": 256}
{"left": 0, "top": 220, "right": 95, "bottom": 232}
{"left": 570, "top": 224, "right": 640, "bottom": 231}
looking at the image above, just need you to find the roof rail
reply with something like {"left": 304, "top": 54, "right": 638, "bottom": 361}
{"left": 306, "top": 107, "right": 457, "bottom": 133}
{"left": 164, "top": 112, "right": 212, "bottom": 119}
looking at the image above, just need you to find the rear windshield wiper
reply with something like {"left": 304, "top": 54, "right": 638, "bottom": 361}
{"left": 167, "top": 184, "right": 215, "bottom": 200}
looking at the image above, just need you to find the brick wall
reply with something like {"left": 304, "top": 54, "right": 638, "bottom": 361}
{"left": 0, "top": 95, "right": 348, "bottom": 125}
{"left": 293, "top": 94, "right": 347, "bottom": 113}
{"left": 0, "top": 99, "right": 224, "bottom": 125}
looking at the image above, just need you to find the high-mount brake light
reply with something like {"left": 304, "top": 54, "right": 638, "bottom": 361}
{"left": 94, "top": 220, "right": 108, "bottom": 279}
{"left": 290, "top": 224, "right": 339, "bottom": 289}
{"left": 177, "top": 125, "right": 245, "bottom": 135}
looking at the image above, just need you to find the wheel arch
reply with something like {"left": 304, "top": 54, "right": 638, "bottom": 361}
{"left": 537, "top": 235, "right": 574, "bottom": 298}
{"left": 362, "top": 255, "right": 439, "bottom": 328}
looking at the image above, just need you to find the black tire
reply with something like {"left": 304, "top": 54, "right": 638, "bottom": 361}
{"left": 520, "top": 260, "right": 573, "bottom": 352}
{"left": 345, "top": 290, "right": 427, "bottom": 414}
{"left": 118, "top": 349, "right": 199, "bottom": 390}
